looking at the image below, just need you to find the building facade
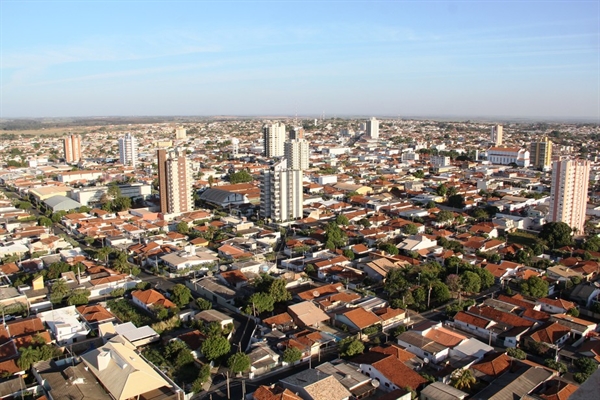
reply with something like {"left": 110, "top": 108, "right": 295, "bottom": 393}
{"left": 366, "top": 117, "right": 379, "bottom": 140}
{"left": 157, "top": 148, "right": 193, "bottom": 215}
{"left": 175, "top": 127, "right": 187, "bottom": 140}
{"left": 491, "top": 125, "right": 503, "bottom": 146}
{"left": 118, "top": 133, "right": 138, "bottom": 167}
{"left": 260, "top": 159, "right": 303, "bottom": 222}
{"left": 549, "top": 159, "right": 590, "bottom": 233}
{"left": 530, "top": 137, "right": 553, "bottom": 170}
{"left": 284, "top": 139, "right": 309, "bottom": 170}
{"left": 487, "top": 147, "right": 530, "bottom": 167}
{"left": 63, "top": 135, "right": 82, "bottom": 163}
{"left": 289, "top": 127, "right": 304, "bottom": 140}
{"left": 263, "top": 122, "right": 286, "bottom": 158}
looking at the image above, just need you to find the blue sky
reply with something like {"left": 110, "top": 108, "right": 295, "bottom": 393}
{"left": 1, "top": 1, "right": 598, "bottom": 119}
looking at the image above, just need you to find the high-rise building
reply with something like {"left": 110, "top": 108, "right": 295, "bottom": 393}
{"left": 530, "top": 137, "right": 553, "bottom": 170}
{"left": 491, "top": 125, "right": 503, "bottom": 146}
{"left": 366, "top": 117, "right": 379, "bottom": 140}
{"left": 260, "top": 159, "right": 303, "bottom": 222}
{"left": 284, "top": 139, "right": 309, "bottom": 170}
{"left": 263, "top": 122, "right": 286, "bottom": 157}
{"left": 118, "top": 133, "right": 138, "bottom": 167}
{"left": 175, "top": 127, "right": 187, "bottom": 140}
{"left": 289, "top": 127, "right": 304, "bottom": 140}
{"left": 549, "top": 159, "right": 590, "bottom": 234}
{"left": 157, "top": 148, "right": 193, "bottom": 215}
{"left": 63, "top": 135, "right": 82, "bottom": 163}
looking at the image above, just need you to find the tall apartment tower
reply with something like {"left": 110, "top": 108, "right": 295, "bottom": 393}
{"left": 175, "top": 127, "right": 187, "bottom": 140}
{"left": 118, "top": 133, "right": 138, "bottom": 167}
{"left": 366, "top": 117, "right": 379, "bottom": 140}
{"left": 549, "top": 159, "right": 590, "bottom": 234}
{"left": 63, "top": 135, "right": 82, "bottom": 163}
{"left": 263, "top": 122, "right": 286, "bottom": 157}
{"left": 260, "top": 159, "right": 303, "bottom": 222}
{"left": 157, "top": 148, "right": 193, "bottom": 215}
{"left": 284, "top": 139, "right": 309, "bottom": 170}
{"left": 289, "top": 127, "right": 304, "bottom": 140}
{"left": 530, "top": 137, "right": 553, "bottom": 170}
{"left": 491, "top": 125, "right": 503, "bottom": 146}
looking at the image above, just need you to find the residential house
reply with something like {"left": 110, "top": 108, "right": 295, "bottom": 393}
{"left": 194, "top": 309, "right": 234, "bottom": 330}
{"left": 335, "top": 307, "right": 381, "bottom": 334}
{"left": 280, "top": 369, "right": 352, "bottom": 400}
{"left": 251, "top": 385, "right": 302, "bottom": 400}
{"left": 570, "top": 283, "right": 600, "bottom": 308}
{"left": 523, "top": 321, "right": 572, "bottom": 354}
{"left": 38, "top": 306, "right": 90, "bottom": 345}
{"left": 287, "top": 302, "right": 330, "bottom": 329}
{"left": 420, "top": 381, "right": 468, "bottom": 400}
{"left": 131, "top": 289, "right": 176, "bottom": 314}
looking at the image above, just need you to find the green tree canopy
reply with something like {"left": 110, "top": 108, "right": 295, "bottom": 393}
{"left": 447, "top": 194, "right": 465, "bottom": 209}
{"left": 282, "top": 347, "right": 303, "bottom": 363}
{"left": 170, "top": 284, "right": 192, "bottom": 308}
{"left": 379, "top": 242, "right": 399, "bottom": 255}
{"left": 335, "top": 214, "right": 349, "bottom": 226}
{"left": 520, "top": 276, "right": 549, "bottom": 298}
{"left": 201, "top": 335, "right": 231, "bottom": 361}
{"left": 229, "top": 170, "right": 253, "bottom": 184}
{"left": 324, "top": 221, "right": 347, "bottom": 250}
{"left": 461, "top": 271, "right": 482, "bottom": 294}
{"left": 67, "top": 289, "right": 90, "bottom": 306}
{"left": 227, "top": 352, "right": 251, "bottom": 373}
{"left": 339, "top": 337, "right": 364, "bottom": 357}
{"left": 384, "top": 268, "right": 409, "bottom": 298}
{"left": 403, "top": 223, "right": 419, "bottom": 235}
{"left": 176, "top": 221, "right": 189, "bottom": 234}
{"left": 246, "top": 292, "right": 275, "bottom": 315}
{"left": 437, "top": 210, "right": 454, "bottom": 223}
{"left": 539, "top": 222, "right": 573, "bottom": 249}
{"left": 196, "top": 298, "right": 212, "bottom": 311}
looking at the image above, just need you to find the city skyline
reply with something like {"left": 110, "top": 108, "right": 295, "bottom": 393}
{"left": 1, "top": 1, "right": 598, "bottom": 119}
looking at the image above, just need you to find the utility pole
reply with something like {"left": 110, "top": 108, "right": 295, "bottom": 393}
{"left": 226, "top": 371, "right": 230, "bottom": 400}
{"left": 242, "top": 379, "right": 246, "bottom": 399}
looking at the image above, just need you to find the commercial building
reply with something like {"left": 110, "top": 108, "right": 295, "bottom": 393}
{"left": 63, "top": 135, "right": 82, "bottom": 163}
{"left": 530, "top": 136, "right": 553, "bottom": 170}
{"left": 263, "top": 122, "right": 286, "bottom": 158}
{"left": 157, "top": 148, "right": 193, "bottom": 215}
{"left": 366, "top": 117, "right": 379, "bottom": 140}
{"left": 491, "top": 125, "right": 503, "bottom": 146}
{"left": 549, "top": 159, "right": 591, "bottom": 234}
{"left": 260, "top": 159, "right": 303, "bottom": 222}
{"left": 487, "top": 147, "right": 530, "bottom": 167}
{"left": 284, "top": 139, "right": 309, "bottom": 170}
{"left": 118, "top": 133, "right": 138, "bottom": 167}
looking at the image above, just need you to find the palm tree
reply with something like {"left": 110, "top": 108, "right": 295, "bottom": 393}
{"left": 451, "top": 368, "right": 476, "bottom": 390}
{"left": 97, "top": 246, "right": 112, "bottom": 265}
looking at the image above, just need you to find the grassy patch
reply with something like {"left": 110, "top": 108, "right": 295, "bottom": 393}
{"left": 508, "top": 231, "right": 540, "bottom": 247}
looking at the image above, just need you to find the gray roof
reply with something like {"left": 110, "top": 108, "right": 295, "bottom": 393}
{"left": 44, "top": 195, "right": 82, "bottom": 211}
{"left": 397, "top": 331, "right": 447, "bottom": 354}
{"left": 472, "top": 365, "right": 554, "bottom": 400}
{"left": 200, "top": 188, "right": 239, "bottom": 203}
{"left": 34, "top": 360, "right": 112, "bottom": 400}
{"left": 315, "top": 361, "right": 371, "bottom": 391}
{"left": 420, "top": 381, "right": 469, "bottom": 400}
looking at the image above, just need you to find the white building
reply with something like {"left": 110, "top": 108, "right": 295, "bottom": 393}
{"left": 430, "top": 155, "right": 451, "bottom": 167}
{"left": 38, "top": 305, "right": 90, "bottom": 345}
{"left": 118, "top": 133, "right": 138, "bottom": 167}
{"left": 487, "top": 147, "right": 530, "bottom": 167}
{"left": 366, "top": 117, "right": 379, "bottom": 139}
{"left": 260, "top": 159, "right": 303, "bottom": 222}
{"left": 284, "top": 139, "right": 309, "bottom": 170}
{"left": 157, "top": 148, "right": 193, "bottom": 215}
{"left": 263, "top": 122, "right": 286, "bottom": 158}
{"left": 549, "top": 159, "right": 591, "bottom": 233}
{"left": 491, "top": 125, "right": 503, "bottom": 146}
{"left": 175, "top": 127, "right": 187, "bottom": 140}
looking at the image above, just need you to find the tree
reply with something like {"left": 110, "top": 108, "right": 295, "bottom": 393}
{"left": 67, "top": 289, "right": 90, "bottom": 306}
{"left": 207, "top": 175, "right": 215, "bottom": 187}
{"left": 229, "top": 170, "right": 253, "bottom": 184}
{"left": 539, "top": 222, "right": 573, "bottom": 249}
{"left": 50, "top": 279, "right": 69, "bottom": 304}
{"left": 446, "top": 274, "right": 462, "bottom": 296}
{"left": 192, "top": 364, "right": 212, "bottom": 393}
{"left": 447, "top": 194, "right": 465, "bottom": 209}
{"left": 112, "top": 196, "right": 132, "bottom": 212}
{"left": 582, "top": 235, "right": 600, "bottom": 252}
{"left": 507, "top": 347, "right": 527, "bottom": 360}
{"left": 574, "top": 357, "right": 598, "bottom": 376}
{"left": 567, "top": 307, "right": 580, "bottom": 317}
{"left": 436, "top": 184, "right": 448, "bottom": 197}
{"left": 379, "top": 242, "right": 399, "bottom": 255}
{"left": 246, "top": 292, "right": 274, "bottom": 315}
{"left": 339, "top": 337, "right": 364, "bottom": 357}
{"left": 520, "top": 276, "right": 549, "bottom": 298}
{"left": 461, "top": 271, "right": 481, "bottom": 294}
{"left": 38, "top": 216, "right": 53, "bottom": 227}
{"left": 17, "top": 344, "right": 61, "bottom": 370}
{"left": 282, "top": 347, "right": 303, "bottom": 363}
{"left": 403, "top": 223, "right": 418, "bottom": 235}
{"left": 431, "top": 281, "right": 451, "bottom": 304}
{"left": 472, "top": 208, "right": 489, "bottom": 221}
{"left": 170, "top": 284, "right": 192, "bottom": 308}
{"left": 544, "top": 359, "right": 567, "bottom": 374}
{"left": 451, "top": 368, "right": 476, "bottom": 390}
{"left": 384, "top": 268, "right": 409, "bottom": 298}
{"left": 267, "top": 278, "right": 292, "bottom": 304}
{"left": 437, "top": 210, "right": 454, "bottom": 223}
{"left": 227, "top": 352, "right": 251, "bottom": 373}
{"left": 107, "top": 183, "right": 122, "bottom": 199}
{"left": 201, "top": 335, "right": 231, "bottom": 361}
{"left": 324, "top": 221, "right": 347, "bottom": 250}
{"left": 176, "top": 221, "right": 189, "bottom": 235}
{"left": 413, "top": 170, "right": 425, "bottom": 179}
{"left": 16, "top": 201, "right": 32, "bottom": 210}
{"left": 343, "top": 249, "right": 355, "bottom": 260}
{"left": 335, "top": 214, "right": 349, "bottom": 226}
{"left": 196, "top": 298, "right": 212, "bottom": 311}
{"left": 476, "top": 268, "right": 495, "bottom": 290}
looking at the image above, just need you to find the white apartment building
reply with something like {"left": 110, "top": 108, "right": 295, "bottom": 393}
{"left": 430, "top": 155, "right": 451, "bottom": 167}
{"left": 118, "top": 133, "right": 138, "bottom": 167}
{"left": 366, "top": 117, "right": 379, "bottom": 139}
{"left": 549, "top": 159, "right": 590, "bottom": 233}
{"left": 491, "top": 125, "right": 503, "bottom": 146}
{"left": 175, "top": 127, "right": 187, "bottom": 140}
{"left": 284, "top": 139, "right": 309, "bottom": 170}
{"left": 263, "top": 122, "right": 286, "bottom": 158}
{"left": 487, "top": 147, "right": 530, "bottom": 167}
{"left": 260, "top": 159, "right": 303, "bottom": 222}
